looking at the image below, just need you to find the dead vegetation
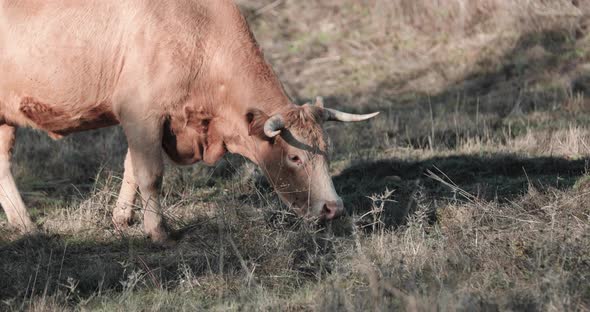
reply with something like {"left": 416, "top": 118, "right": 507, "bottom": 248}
{"left": 1, "top": 0, "right": 590, "bottom": 311}
{"left": 240, "top": 0, "right": 589, "bottom": 99}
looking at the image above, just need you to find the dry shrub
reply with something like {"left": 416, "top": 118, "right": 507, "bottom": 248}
{"left": 505, "top": 125, "right": 590, "bottom": 157}
{"left": 330, "top": 182, "right": 590, "bottom": 311}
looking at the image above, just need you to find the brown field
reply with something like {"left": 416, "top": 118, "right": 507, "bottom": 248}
{"left": 1, "top": 0, "right": 590, "bottom": 311}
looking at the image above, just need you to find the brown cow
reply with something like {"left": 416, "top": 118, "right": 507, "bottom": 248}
{"left": 0, "top": 0, "right": 378, "bottom": 244}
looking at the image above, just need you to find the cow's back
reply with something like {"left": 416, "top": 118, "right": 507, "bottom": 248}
{"left": 0, "top": 0, "right": 212, "bottom": 136}
{"left": 0, "top": 1, "right": 131, "bottom": 101}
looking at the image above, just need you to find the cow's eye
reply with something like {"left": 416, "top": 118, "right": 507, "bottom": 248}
{"left": 288, "top": 154, "right": 303, "bottom": 165}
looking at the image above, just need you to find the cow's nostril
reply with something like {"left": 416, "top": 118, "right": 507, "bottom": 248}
{"left": 321, "top": 201, "right": 340, "bottom": 220}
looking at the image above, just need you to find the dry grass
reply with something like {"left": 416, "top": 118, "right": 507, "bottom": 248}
{"left": 2, "top": 0, "right": 590, "bottom": 311}
{"left": 240, "top": 0, "right": 588, "bottom": 99}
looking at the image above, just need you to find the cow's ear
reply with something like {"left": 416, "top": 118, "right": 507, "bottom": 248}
{"left": 246, "top": 109, "right": 271, "bottom": 140}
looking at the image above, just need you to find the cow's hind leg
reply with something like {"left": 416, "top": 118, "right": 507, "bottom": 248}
{"left": 113, "top": 149, "right": 137, "bottom": 228}
{"left": 0, "top": 125, "right": 36, "bottom": 232}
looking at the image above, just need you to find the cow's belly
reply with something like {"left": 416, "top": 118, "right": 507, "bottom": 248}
{"left": 0, "top": 57, "right": 122, "bottom": 138}
{"left": 23, "top": 98, "right": 119, "bottom": 138}
{"left": 0, "top": 1, "right": 125, "bottom": 138}
{"left": 0, "top": 95, "right": 119, "bottom": 139}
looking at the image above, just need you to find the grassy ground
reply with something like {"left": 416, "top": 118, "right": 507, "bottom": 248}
{"left": 1, "top": 1, "right": 590, "bottom": 311}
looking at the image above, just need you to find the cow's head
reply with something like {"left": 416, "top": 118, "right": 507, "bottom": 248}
{"left": 248, "top": 97, "right": 379, "bottom": 220}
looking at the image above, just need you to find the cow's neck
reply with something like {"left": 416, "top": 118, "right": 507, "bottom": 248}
{"left": 192, "top": 2, "right": 293, "bottom": 166}
{"left": 215, "top": 69, "right": 292, "bottom": 166}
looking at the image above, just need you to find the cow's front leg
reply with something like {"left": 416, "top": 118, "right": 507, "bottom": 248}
{"left": 122, "top": 118, "right": 172, "bottom": 245}
{"left": 113, "top": 149, "right": 137, "bottom": 228}
{"left": 0, "top": 125, "right": 36, "bottom": 233}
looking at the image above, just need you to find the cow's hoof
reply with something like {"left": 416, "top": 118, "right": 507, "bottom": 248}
{"left": 112, "top": 213, "right": 135, "bottom": 230}
{"left": 112, "top": 217, "right": 131, "bottom": 230}
{"left": 14, "top": 220, "right": 39, "bottom": 235}
{"left": 147, "top": 229, "right": 178, "bottom": 248}
{"left": 20, "top": 226, "right": 39, "bottom": 236}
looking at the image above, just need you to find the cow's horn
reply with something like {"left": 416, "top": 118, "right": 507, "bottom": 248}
{"left": 323, "top": 108, "right": 380, "bottom": 122}
{"left": 315, "top": 96, "right": 325, "bottom": 108}
{"left": 264, "top": 114, "right": 285, "bottom": 138}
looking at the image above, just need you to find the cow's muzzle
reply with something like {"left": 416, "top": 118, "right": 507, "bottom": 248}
{"left": 320, "top": 198, "right": 344, "bottom": 220}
